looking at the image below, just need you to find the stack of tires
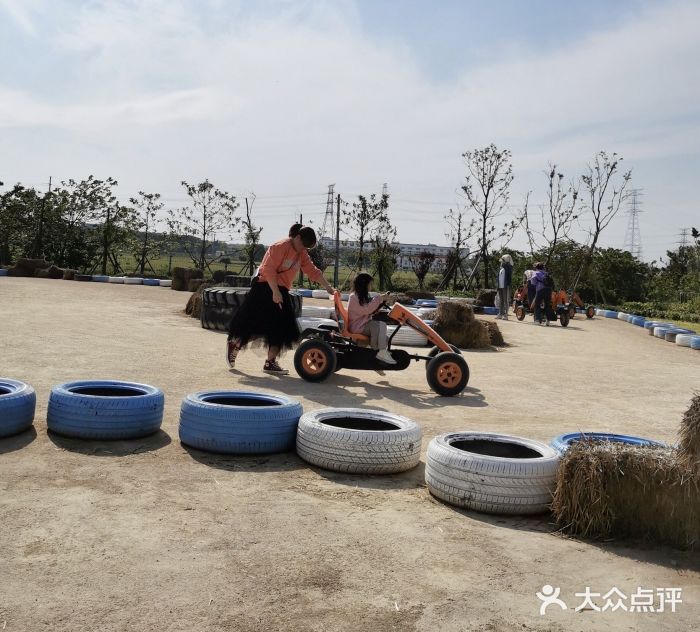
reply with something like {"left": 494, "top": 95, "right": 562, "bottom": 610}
{"left": 200, "top": 287, "right": 303, "bottom": 331}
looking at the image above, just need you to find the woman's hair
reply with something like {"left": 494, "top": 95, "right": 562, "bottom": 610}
{"left": 534, "top": 262, "right": 544, "bottom": 270}
{"left": 501, "top": 254, "right": 513, "bottom": 266}
{"left": 288, "top": 223, "right": 302, "bottom": 238}
{"left": 298, "top": 226, "right": 317, "bottom": 249}
{"left": 353, "top": 272, "right": 373, "bottom": 305}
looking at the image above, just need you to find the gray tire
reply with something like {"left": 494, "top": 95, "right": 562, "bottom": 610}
{"left": 296, "top": 408, "right": 422, "bottom": 474}
{"left": 426, "top": 432, "right": 560, "bottom": 515}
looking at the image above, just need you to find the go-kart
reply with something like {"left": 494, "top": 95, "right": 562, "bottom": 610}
{"left": 293, "top": 291, "right": 470, "bottom": 396}
{"left": 512, "top": 286, "right": 570, "bottom": 327}
{"left": 512, "top": 285, "right": 594, "bottom": 322}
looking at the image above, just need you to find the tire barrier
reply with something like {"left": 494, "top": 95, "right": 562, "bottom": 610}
{"left": 425, "top": 432, "right": 559, "bottom": 515}
{"left": 301, "top": 305, "right": 334, "bottom": 319}
{"left": 143, "top": 279, "right": 160, "bottom": 286}
{"left": 675, "top": 334, "right": 695, "bottom": 347}
{"left": 691, "top": 337, "right": 700, "bottom": 350}
{"left": 388, "top": 324, "right": 429, "bottom": 347}
{"left": 415, "top": 299, "right": 438, "bottom": 308}
{"left": 604, "top": 310, "right": 619, "bottom": 318}
{"left": 179, "top": 391, "right": 303, "bottom": 454}
{"left": 0, "top": 379, "right": 36, "bottom": 438}
{"left": 654, "top": 327, "right": 672, "bottom": 338}
{"left": 124, "top": 277, "right": 143, "bottom": 285}
{"left": 108, "top": 276, "right": 125, "bottom": 283}
{"left": 311, "top": 289, "right": 330, "bottom": 299}
{"left": 482, "top": 306, "right": 499, "bottom": 315}
{"left": 92, "top": 275, "right": 109, "bottom": 283}
{"left": 159, "top": 279, "right": 172, "bottom": 287}
{"left": 550, "top": 432, "right": 665, "bottom": 453}
{"left": 47, "top": 380, "right": 164, "bottom": 439}
{"left": 617, "top": 312, "right": 628, "bottom": 321}
{"left": 74, "top": 274, "right": 92, "bottom": 282}
{"left": 296, "top": 288, "right": 313, "bottom": 298}
{"left": 296, "top": 408, "right": 422, "bottom": 474}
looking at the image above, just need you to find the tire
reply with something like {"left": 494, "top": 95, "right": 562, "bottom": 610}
{"left": 74, "top": 274, "right": 92, "bottom": 282}
{"left": 691, "top": 336, "right": 700, "bottom": 350}
{"left": 47, "top": 380, "right": 164, "bottom": 439}
{"left": 143, "top": 278, "right": 160, "bottom": 286}
{"left": 567, "top": 305, "right": 576, "bottom": 319}
{"left": 428, "top": 344, "right": 462, "bottom": 357}
{"left": 559, "top": 311, "right": 569, "bottom": 327}
{"left": 296, "top": 408, "right": 422, "bottom": 474}
{"left": 676, "top": 334, "right": 695, "bottom": 347}
{"left": 92, "top": 275, "right": 109, "bottom": 283}
{"left": 654, "top": 327, "right": 671, "bottom": 338}
{"left": 179, "top": 391, "right": 302, "bottom": 454}
{"left": 124, "top": 277, "right": 143, "bottom": 285}
{"left": 586, "top": 306, "right": 595, "bottom": 319}
{"left": 0, "top": 269, "right": 8, "bottom": 277}
{"left": 0, "top": 379, "right": 36, "bottom": 438}
{"left": 515, "top": 305, "right": 526, "bottom": 321}
{"left": 605, "top": 310, "right": 618, "bottom": 318}
{"left": 297, "top": 317, "right": 339, "bottom": 333}
{"left": 108, "top": 276, "right": 125, "bottom": 284}
{"left": 159, "top": 279, "right": 172, "bottom": 287}
{"left": 311, "top": 289, "right": 329, "bottom": 299}
{"left": 388, "top": 325, "right": 429, "bottom": 347}
{"left": 294, "top": 339, "right": 337, "bottom": 382}
{"left": 550, "top": 432, "right": 665, "bottom": 453}
{"left": 425, "top": 432, "right": 560, "bottom": 515}
{"left": 426, "top": 352, "right": 469, "bottom": 396}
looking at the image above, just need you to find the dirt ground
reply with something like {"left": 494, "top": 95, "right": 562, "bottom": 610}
{"left": 1, "top": 277, "right": 699, "bottom": 632}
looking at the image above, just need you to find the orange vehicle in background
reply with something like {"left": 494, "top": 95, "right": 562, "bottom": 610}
{"left": 293, "top": 292, "right": 470, "bottom": 396}
{"left": 512, "top": 284, "right": 595, "bottom": 322}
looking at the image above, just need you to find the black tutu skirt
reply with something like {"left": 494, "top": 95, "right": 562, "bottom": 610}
{"left": 228, "top": 282, "right": 300, "bottom": 351}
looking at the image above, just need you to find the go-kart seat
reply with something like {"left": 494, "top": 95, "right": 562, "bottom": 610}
{"left": 333, "top": 291, "right": 370, "bottom": 343}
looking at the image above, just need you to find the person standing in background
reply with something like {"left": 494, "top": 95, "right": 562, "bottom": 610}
{"left": 496, "top": 254, "right": 513, "bottom": 320}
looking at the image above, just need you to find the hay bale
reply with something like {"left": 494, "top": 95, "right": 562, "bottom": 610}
{"left": 172, "top": 267, "right": 187, "bottom": 291}
{"left": 62, "top": 269, "right": 77, "bottom": 280}
{"left": 432, "top": 301, "right": 492, "bottom": 349}
{"left": 475, "top": 288, "right": 497, "bottom": 307}
{"left": 212, "top": 269, "right": 227, "bottom": 283}
{"left": 406, "top": 290, "right": 435, "bottom": 300}
{"left": 483, "top": 319, "right": 505, "bottom": 346}
{"left": 187, "top": 278, "right": 205, "bottom": 292}
{"left": 35, "top": 268, "right": 51, "bottom": 278}
{"left": 678, "top": 394, "right": 700, "bottom": 470}
{"left": 185, "top": 282, "right": 215, "bottom": 318}
{"left": 46, "top": 265, "right": 64, "bottom": 279}
{"left": 552, "top": 442, "right": 700, "bottom": 550}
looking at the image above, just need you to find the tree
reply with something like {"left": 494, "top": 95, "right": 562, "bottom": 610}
{"left": 238, "top": 194, "right": 262, "bottom": 277}
{"left": 460, "top": 144, "right": 519, "bottom": 287}
{"left": 410, "top": 250, "right": 436, "bottom": 290}
{"left": 440, "top": 208, "right": 473, "bottom": 291}
{"left": 0, "top": 185, "right": 41, "bottom": 265}
{"left": 167, "top": 180, "right": 239, "bottom": 271}
{"left": 96, "top": 201, "right": 135, "bottom": 275}
{"left": 579, "top": 151, "right": 632, "bottom": 282}
{"left": 522, "top": 164, "right": 578, "bottom": 266}
{"left": 370, "top": 221, "right": 399, "bottom": 291}
{"left": 346, "top": 191, "right": 389, "bottom": 270}
{"left": 130, "top": 191, "right": 163, "bottom": 277}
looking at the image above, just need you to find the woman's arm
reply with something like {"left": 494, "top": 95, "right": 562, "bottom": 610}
{"left": 299, "top": 250, "right": 335, "bottom": 294}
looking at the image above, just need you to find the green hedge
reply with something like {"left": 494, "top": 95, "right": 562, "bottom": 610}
{"left": 602, "top": 299, "right": 700, "bottom": 324}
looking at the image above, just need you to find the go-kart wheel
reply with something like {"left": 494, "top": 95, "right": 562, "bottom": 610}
{"left": 586, "top": 306, "right": 595, "bottom": 319}
{"left": 568, "top": 304, "right": 576, "bottom": 320}
{"left": 294, "top": 339, "right": 337, "bottom": 382}
{"left": 426, "top": 352, "right": 469, "bottom": 397}
{"left": 515, "top": 306, "right": 526, "bottom": 321}
{"left": 559, "top": 311, "right": 570, "bottom": 327}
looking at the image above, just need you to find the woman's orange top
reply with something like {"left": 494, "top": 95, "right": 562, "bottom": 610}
{"left": 258, "top": 238, "right": 324, "bottom": 289}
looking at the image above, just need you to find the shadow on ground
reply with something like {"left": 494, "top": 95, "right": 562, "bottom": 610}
{"left": 308, "top": 461, "right": 427, "bottom": 491}
{"left": 182, "top": 443, "right": 307, "bottom": 473}
{"left": 234, "top": 372, "right": 487, "bottom": 410}
{"left": 47, "top": 428, "right": 171, "bottom": 456}
{"left": 0, "top": 426, "right": 37, "bottom": 454}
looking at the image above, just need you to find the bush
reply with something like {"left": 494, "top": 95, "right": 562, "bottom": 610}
{"left": 602, "top": 299, "right": 700, "bottom": 324}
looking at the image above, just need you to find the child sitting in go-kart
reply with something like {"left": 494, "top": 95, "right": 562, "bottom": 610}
{"left": 347, "top": 273, "right": 396, "bottom": 365}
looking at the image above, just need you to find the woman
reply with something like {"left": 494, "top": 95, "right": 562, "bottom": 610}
{"left": 496, "top": 254, "right": 513, "bottom": 320}
{"left": 226, "top": 225, "right": 336, "bottom": 375}
{"left": 347, "top": 273, "right": 395, "bottom": 365}
{"left": 531, "top": 262, "right": 555, "bottom": 325}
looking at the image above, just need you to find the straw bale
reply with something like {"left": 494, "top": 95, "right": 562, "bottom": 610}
{"left": 678, "top": 393, "right": 700, "bottom": 470}
{"left": 62, "top": 269, "right": 76, "bottom": 280}
{"left": 483, "top": 320, "right": 505, "bottom": 346}
{"left": 185, "top": 282, "right": 215, "bottom": 318}
{"left": 552, "top": 441, "right": 700, "bottom": 550}
{"left": 476, "top": 288, "right": 497, "bottom": 307}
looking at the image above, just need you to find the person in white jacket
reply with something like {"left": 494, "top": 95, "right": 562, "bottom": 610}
{"left": 497, "top": 254, "right": 514, "bottom": 320}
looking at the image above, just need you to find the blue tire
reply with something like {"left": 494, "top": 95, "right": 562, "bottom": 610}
{"left": 143, "top": 278, "right": 160, "bottom": 286}
{"left": 179, "top": 391, "right": 303, "bottom": 454}
{"left": 0, "top": 379, "right": 36, "bottom": 437}
{"left": 297, "top": 289, "right": 313, "bottom": 298}
{"left": 92, "top": 275, "right": 109, "bottom": 282}
{"left": 691, "top": 336, "right": 700, "bottom": 350}
{"left": 605, "top": 310, "right": 618, "bottom": 318}
{"left": 47, "top": 380, "right": 164, "bottom": 439}
{"left": 483, "top": 306, "right": 499, "bottom": 315}
{"left": 0, "top": 269, "right": 8, "bottom": 276}
{"left": 550, "top": 431, "right": 665, "bottom": 453}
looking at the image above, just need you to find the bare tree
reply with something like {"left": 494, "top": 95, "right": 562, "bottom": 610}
{"left": 130, "top": 191, "right": 163, "bottom": 277}
{"left": 461, "top": 144, "right": 518, "bottom": 286}
{"left": 440, "top": 208, "right": 474, "bottom": 291}
{"left": 167, "top": 180, "right": 239, "bottom": 271}
{"left": 346, "top": 191, "right": 389, "bottom": 270}
{"left": 410, "top": 250, "right": 436, "bottom": 290}
{"left": 522, "top": 164, "right": 578, "bottom": 265}
{"left": 238, "top": 194, "right": 262, "bottom": 276}
{"left": 580, "top": 151, "right": 632, "bottom": 267}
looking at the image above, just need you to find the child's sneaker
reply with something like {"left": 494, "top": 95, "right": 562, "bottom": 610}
{"left": 226, "top": 338, "right": 242, "bottom": 368}
{"left": 376, "top": 349, "right": 397, "bottom": 365}
{"left": 263, "top": 359, "right": 289, "bottom": 375}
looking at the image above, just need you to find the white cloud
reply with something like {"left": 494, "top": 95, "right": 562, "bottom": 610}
{"left": 1, "top": 0, "right": 699, "bottom": 257}
{"left": 0, "top": 0, "right": 38, "bottom": 37}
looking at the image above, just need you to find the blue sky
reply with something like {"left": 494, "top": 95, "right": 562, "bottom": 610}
{"left": 1, "top": 0, "right": 698, "bottom": 261}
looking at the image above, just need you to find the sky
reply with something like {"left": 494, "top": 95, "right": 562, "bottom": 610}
{"left": 1, "top": 0, "right": 698, "bottom": 261}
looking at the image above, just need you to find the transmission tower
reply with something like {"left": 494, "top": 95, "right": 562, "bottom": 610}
{"left": 679, "top": 228, "right": 689, "bottom": 249}
{"left": 320, "top": 184, "right": 335, "bottom": 243}
{"left": 382, "top": 182, "right": 388, "bottom": 197}
{"left": 623, "top": 188, "right": 643, "bottom": 260}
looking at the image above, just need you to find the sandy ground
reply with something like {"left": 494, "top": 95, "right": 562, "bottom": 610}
{"left": 1, "top": 277, "right": 699, "bottom": 632}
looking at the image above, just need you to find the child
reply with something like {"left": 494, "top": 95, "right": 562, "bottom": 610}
{"left": 347, "top": 273, "right": 396, "bottom": 364}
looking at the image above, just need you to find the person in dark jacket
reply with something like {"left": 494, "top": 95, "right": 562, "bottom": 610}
{"left": 496, "top": 254, "right": 513, "bottom": 320}
{"left": 531, "top": 263, "right": 555, "bottom": 325}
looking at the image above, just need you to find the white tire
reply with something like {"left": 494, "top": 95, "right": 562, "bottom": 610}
{"left": 296, "top": 408, "right": 422, "bottom": 474}
{"left": 297, "top": 316, "right": 338, "bottom": 331}
{"left": 159, "top": 279, "right": 172, "bottom": 287}
{"left": 301, "top": 305, "right": 333, "bottom": 319}
{"left": 388, "top": 325, "right": 429, "bottom": 347}
{"left": 311, "top": 289, "right": 329, "bottom": 299}
{"left": 108, "top": 276, "right": 125, "bottom": 284}
{"left": 124, "top": 277, "right": 143, "bottom": 285}
{"left": 425, "top": 432, "right": 560, "bottom": 515}
{"left": 340, "top": 292, "right": 350, "bottom": 301}
{"left": 617, "top": 312, "right": 628, "bottom": 320}
{"left": 675, "top": 334, "right": 695, "bottom": 347}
